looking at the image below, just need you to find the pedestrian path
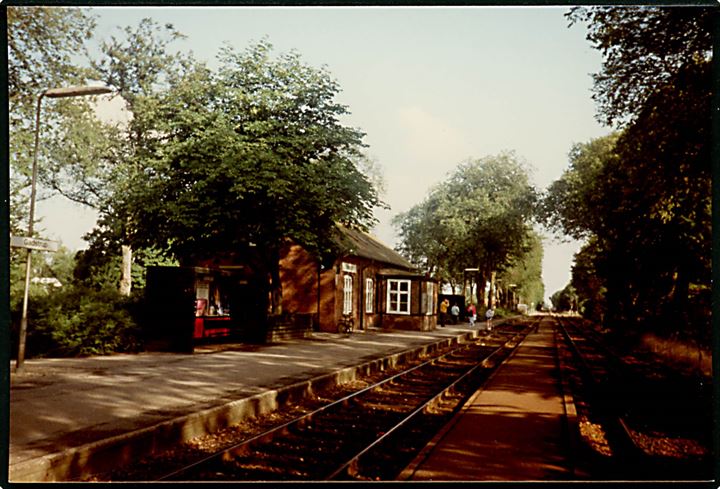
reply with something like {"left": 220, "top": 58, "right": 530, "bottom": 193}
{"left": 400, "top": 318, "right": 585, "bottom": 481}
{"left": 7, "top": 324, "right": 477, "bottom": 482}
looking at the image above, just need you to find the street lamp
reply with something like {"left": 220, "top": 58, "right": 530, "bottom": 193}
{"left": 15, "top": 85, "right": 113, "bottom": 373}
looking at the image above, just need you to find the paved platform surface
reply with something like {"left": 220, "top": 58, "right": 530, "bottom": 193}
{"left": 401, "top": 318, "right": 586, "bottom": 481}
{"left": 6, "top": 323, "right": 478, "bottom": 481}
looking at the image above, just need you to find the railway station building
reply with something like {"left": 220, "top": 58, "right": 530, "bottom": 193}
{"left": 279, "top": 225, "right": 438, "bottom": 333}
{"left": 144, "top": 225, "right": 437, "bottom": 351}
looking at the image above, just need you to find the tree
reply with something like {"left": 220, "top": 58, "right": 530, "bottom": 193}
{"left": 8, "top": 6, "right": 95, "bottom": 120}
{"left": 566, "top": 6, "right": 713, "bottom": 127}
{"left": 8, "top": 6, "right": 97, "bottom": 220}
{"left": 124, "top": 40, "right": 381, "bottom": 315}
{"left": 547, "top": 6, "right": 713, "bottom": 342}
{"left": 395, "top": 152, "right": 538, "bottom": 306}
{"left": 550, "top": 285, "right": 577, "bottom": 313}
{"left": 7, "top": 6, "right": 98, "bottom": 309}
{"left": 498, "top": 230, "right": 544, "bottom": 308}
{"left": 570, "top": 237, "right": 606, "bottom": 323}
{"left": 540, "top": 133, "right": 620, "bottom": 240}
{"left": 392, "top": 187, "right": 459, "bottom": 286}
{"left": 83, "top": 18, "right": 189, "bottom": 295}
{"left": 8, "top": 5, "right": 96, "bottom": 224}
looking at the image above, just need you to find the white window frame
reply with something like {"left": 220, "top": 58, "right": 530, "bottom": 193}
{"left": 387, "top": 279, "right": 411, "bottom": 315}
{"left": 365, "top": 278, "right": 374, "bottom": 313}
{"left": 343, "top": 274, "right": 353, "bottom": 314}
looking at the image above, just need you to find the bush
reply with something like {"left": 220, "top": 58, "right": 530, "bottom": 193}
{"left": 17, "top": 286, "right": 144, "bottom": 358}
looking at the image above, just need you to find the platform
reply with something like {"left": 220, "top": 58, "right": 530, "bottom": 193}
{"left": 400, "top": 317, "right": 587, "bottom": 481}
{"left": 6, "top": 323, "right": 479, "bottom": 482}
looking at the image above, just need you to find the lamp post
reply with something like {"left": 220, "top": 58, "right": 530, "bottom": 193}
{"left": 15, "top": 85, "right": 113, "bottom": 374}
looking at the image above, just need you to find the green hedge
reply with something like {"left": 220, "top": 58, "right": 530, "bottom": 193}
{"left": 13, "top": 286, "right": 145, "bottom": 358}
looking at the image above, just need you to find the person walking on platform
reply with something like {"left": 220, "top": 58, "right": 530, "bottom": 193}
{"left": 450, "top": 303, "right": 460, "bottom": 324}
{"left": 467, "top": 303, "right": 476, "bottom": 327}
{"left": 439, "top": 298, "right": 450, "bottom": 327}
{"left": 485, "top": 307, "right": 495, "bottom": 330}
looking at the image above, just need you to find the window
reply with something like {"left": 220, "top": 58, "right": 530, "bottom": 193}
{"left": 365, "top": 278, "right": 374, "bottom": 313}
{"left": 343, "top": 275, "right": 353, "bottom": 314}
{"left": 387, "top": 279, "right": 411, "bottom": 314}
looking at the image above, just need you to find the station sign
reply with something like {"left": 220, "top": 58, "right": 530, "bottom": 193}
{"left": 341, "top": 262, "right": 357, "bottom": 273}
{"left": 10, "top": 236, "right": 60, "bottom": 252}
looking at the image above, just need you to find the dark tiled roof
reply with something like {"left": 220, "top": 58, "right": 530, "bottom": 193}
{"left": 337, "top": 225, "right": 415, "bottom": 271}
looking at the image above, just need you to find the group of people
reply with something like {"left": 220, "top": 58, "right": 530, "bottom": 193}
{"left": 439, "top": 298, "right": 494, "bottom": 329}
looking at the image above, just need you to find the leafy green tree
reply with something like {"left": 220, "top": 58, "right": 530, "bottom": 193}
{"left": 548, "top": 6, "right": 712, "bottom": 342}
{"left": 540, "top": 133, "right": 619, "bottom": 240}
{"left": 8, "top": 6, "right": 97, "bottom": 231}
{"left": 570, "top": 237, "right": 606, "bottom": 323}
{"left": 393, "top": 187, "right": 459, "bottom": 286}
{"left": 566, "top": 6, "right": 713, "bottom": 128}
{"left": 498, "top": 230, "right": 544, "bottom": 308}
{"left": 82, "top": 18, "right": 188, "bottom": 295}
{"left": 7, "top": 6, "right": 99, "bottom": 311}
{"left": 8, "top": 6, "right": 95, "bottom": 135}
{"left": 395, "top": 151, "right": 538, "bottom": 305}
{"left": 550, "top": 284, "right": 577, "bottom": 313}
{"left": 8, "top": 7, "right": 94, "bottom": 102}
{"left": 124, "top": 40, "right": 381, "bottom": 314}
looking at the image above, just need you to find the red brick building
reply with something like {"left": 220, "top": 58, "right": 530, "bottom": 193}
{"left": 144, "top": 227, "right": 438, "bottom": 351}
{"left": 279, "top": 226, "right": 438, "bottom": 332}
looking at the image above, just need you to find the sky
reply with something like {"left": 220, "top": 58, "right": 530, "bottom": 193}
{"left": 34, "top": 5, "right": 611, "bottom": 304}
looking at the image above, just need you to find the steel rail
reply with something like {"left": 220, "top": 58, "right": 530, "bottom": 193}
{"left": 554, "top": 317, "right": 653, "bottom": 467}
{"left": 155, "top": 324, "right": 534, "bottom": 481}
{"left": 327, "top": 321, "right": 539, "bottom": 480}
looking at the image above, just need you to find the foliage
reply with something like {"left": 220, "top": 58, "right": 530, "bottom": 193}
{"left": 7, "top": 6, "right": 98, "bottom": 233}
{"left": 7, "top": 6, "right": 95, "bottom": 116}
{"left": 40, "top": 101, "right": 125, "bottom": 211}
{"left": 570, "top": 238, "right": 606, "bottom": 323}
{"left": 566, "top": 6, "right": 713, "bottom": 127}
{"left": 123, "top": 40, "right": 381, "bottom": 313}
{"left": 394, "top": 151, "right": 538, "bottom": 304}
{"left": 65, "top": 18, "right": 192, "bottom": 294}
{"left": 498, "top": 230, "right": 544, "bottom": 307}
{"left": 74, "top": 238, "right": 177, "bottom": 291}
{"left": 540, "top": 133, "right": 619, "bottom": 240}
{"left": 9, "top": 248, "right": 147, "bottom": 358}
{"left": 545, "top": 6, "right": 713, "bottom": 345}
{"left": 550, "top": 285, "right": 578, "bottom": 312}
{"left": 18, "top": 287, "right": 143, "bottom": 358}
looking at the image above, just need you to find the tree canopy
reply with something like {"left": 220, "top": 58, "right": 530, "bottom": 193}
{"left": 566, "top": 6, "right": 713, "bottom": 127}
{"left": 544, "top": 6, "right": 712, "bottom": 343}
{"left": 7, "top": 6, "right": 98, "bottom": 234}
{"left": 117, "top": 40, "right": 381, "bottom": 312}
{"left": 394, "top": 151, "right": 538, "bottom": 304}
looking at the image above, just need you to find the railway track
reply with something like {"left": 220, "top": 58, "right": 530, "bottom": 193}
{"left": 554, "top": 316, "right": 712, "bottom": 480}
{"left": 147, "top": 318, "right": 540, "bottom": 481}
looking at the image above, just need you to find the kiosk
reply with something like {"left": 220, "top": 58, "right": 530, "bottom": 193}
{"left": 144, "top": 266, "right": 254, "bottom": 352}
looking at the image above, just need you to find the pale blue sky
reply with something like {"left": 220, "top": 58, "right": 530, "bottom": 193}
{"left": 36, "top": 6, "right": 610, "bottom": 303}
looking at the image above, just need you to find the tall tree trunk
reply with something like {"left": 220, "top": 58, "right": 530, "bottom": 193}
{"left": 475, "top": 271, "right": 485, "bottom": 307}
{"left": 119, "top": 244, "right": 132, "bottom": 296}
{"left": 268, "top": 246, "right": 283, "bottom": 315}
{"left": 489, "top": 271, "right": 497, "bottom": 308}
